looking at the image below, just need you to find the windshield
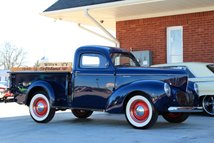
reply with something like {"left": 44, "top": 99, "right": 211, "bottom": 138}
{"left": 111, "top": 52, "right": 140, "bottom": 67}
{"left": 207, "top": 64, "right": 214, "bottom": 73}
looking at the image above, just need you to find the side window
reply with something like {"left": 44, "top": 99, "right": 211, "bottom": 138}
{"left": 80, "top": 53, "right": 108, "bottom": 69}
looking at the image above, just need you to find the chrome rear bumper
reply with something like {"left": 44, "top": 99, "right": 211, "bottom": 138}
{"left": 168, "top": 107, "right": 203, "bottom": 113}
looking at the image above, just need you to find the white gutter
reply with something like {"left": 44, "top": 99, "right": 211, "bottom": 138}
{"left": 78, "top": 24, "right": 116, "bottom": 44}
{"left": 84, "top": 9, "right": 120, "bottom": 48}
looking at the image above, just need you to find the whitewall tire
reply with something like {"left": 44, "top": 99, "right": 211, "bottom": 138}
{"left": 29, "top": 92, "right": 55, "bottom": 123}
{"left": 125, "top": 95, "right": 158, "bottom": 129}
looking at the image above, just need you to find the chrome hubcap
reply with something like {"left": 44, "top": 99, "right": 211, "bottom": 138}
{"left": 37, "top": 102, "right": 45, "bottom": 112}
{"left": 136, "top": 106, "right": 145, "bottom": 116}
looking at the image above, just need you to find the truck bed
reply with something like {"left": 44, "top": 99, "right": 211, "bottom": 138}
{"left": 10, "top": 72, "right": 72, "bottom": 106}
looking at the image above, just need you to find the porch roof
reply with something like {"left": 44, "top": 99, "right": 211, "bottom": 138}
{"left": 43, "top": 0, "right": 214, "bottom": 29}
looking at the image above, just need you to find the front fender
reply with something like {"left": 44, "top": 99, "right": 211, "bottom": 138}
{"left": 25, "top": 80, "right": 55, "bottom": 106}
{"left": 106, "top": 80, "right": 168, "bottom": 113}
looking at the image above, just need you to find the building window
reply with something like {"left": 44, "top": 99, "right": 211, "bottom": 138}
{"left": 167, "top": 26, "right": 183, "bottom": 63}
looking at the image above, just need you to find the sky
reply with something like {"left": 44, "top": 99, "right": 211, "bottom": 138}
{"left": 0, "top": 0, "right": 115, "bottom": 66}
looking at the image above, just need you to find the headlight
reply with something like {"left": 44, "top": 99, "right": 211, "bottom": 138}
{"left": 194, "top": 83, "right": 199, "bottom": 94}
{"left": 164, "top": 83, "right": 171, "bottom": 97}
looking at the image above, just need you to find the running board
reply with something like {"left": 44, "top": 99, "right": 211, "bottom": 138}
{"left": 168, "top": 107, "right": 203, "bottom": 113}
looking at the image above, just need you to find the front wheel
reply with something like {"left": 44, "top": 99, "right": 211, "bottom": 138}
{"left": 202, "top": 95, "right": 214, "bottom": 116}
{"left": 29, "top": 92, "right": 55, "bottom": 123}
{"left": 125, "top": 95, "right": 158, "bottom": 129}
{"left": 72, "top": 109, "right": 93, "bottom": 119}
{"left": 162, "top": 113, "right": 189, "bottom": 123}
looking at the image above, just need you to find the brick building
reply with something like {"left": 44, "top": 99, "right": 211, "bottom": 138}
{"left": 43, "top": 0, "right": 214, "bottom": 65}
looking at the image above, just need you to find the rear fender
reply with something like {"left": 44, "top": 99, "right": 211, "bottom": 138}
{"left": 25, "top": 81, "right": 55, "bottom": 106}
{"left": 106, "top": 80, "right": 167, "bottom": 113}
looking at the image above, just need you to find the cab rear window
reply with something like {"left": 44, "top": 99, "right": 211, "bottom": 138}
{"left": 80, "top": 53, "right": 108, "bottom": 69}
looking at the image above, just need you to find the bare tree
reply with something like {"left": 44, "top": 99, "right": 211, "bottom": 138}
{"left": 0, "top": 42, "right": 27, "bottom": 70}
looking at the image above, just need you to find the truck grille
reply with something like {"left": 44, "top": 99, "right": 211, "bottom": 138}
{"left": 176, "top": 91, "right": 194, "bottom": 106}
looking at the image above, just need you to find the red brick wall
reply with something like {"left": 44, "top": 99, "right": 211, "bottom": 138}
{"left": 116, "top": 11, "right": 214, "bottom": 64}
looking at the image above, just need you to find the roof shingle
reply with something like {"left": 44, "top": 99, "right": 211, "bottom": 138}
{"left": 44, "top": 0, "right": 123, "bottom": 12}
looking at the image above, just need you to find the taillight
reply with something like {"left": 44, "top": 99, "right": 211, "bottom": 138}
{"left": 4, "top": 91, "right": 13, "bottom": 97}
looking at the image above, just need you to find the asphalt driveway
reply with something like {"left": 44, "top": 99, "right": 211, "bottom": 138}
{"left": 0, "top": 103, "right": 213, "bottom": 143}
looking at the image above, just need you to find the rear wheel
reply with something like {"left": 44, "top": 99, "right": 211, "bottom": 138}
{"left": 72, "top": 109, "right": 93, "bottom": 119}
{"left": 125, "top": 95, "right": 158, "bottom": 129}
{"left": 162, "top": 113, "right": 189, "bottom": 123}
{"left": 202, "top": 95, "right": 214, "bottom": 116}
{"left": 29, "top": 91, "right": 55, "bottom": 123}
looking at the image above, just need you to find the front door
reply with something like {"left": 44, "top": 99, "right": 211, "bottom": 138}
{"left": 167, "top": 26, "right": 183, "bottom": 64}
{"left": 73, "top": 53, "right": 115, "bottom": 110}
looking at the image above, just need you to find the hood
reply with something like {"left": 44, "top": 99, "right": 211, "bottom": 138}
{"left": 116, "top": 67, "right": 188, "bottom": 91}
{"left": 116, "top": 67, "right": 186, "bottom": 75}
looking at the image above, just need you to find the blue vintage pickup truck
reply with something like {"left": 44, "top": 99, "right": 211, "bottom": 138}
{"left": 10, "top": 45, "right": 201, "bottom": 129}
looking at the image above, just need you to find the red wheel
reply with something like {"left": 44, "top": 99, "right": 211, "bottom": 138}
{"left": 130, "top": 100, "right": 150, "bottom": 123}
{"left": 33, "top": 97, "right": 48, "bottom": 117}
{"left": 29, "top": 92, "right": 55, "bottom": 123}
{"left": 125, "top": 95, "right": 158, "bottom": 129}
